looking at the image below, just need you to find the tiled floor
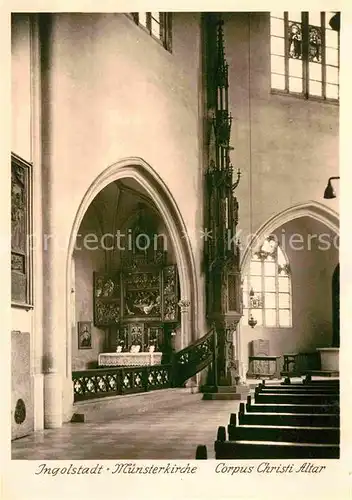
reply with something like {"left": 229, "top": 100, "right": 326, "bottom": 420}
{"left": 12, "top": 393, "right": 241, "bottom": 460}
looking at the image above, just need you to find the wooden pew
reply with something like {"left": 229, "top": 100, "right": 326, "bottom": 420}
{"left": 195, "top": 444, "right": 207, "bottom": 459}
{"left": 245, "top": 395, "right": 339, "bottom": 414}
{"left": 214, "top": 439, "right": 340, "bottom": 459}
{"left": 255, "top": 392, "right": 339, "bottom": 405}
{"left": 238, "top": 410, "right": 339, "bottom": 427}
{"left": 211, "top": 378, "right": 340, "bottom": 459}
{"left": 214, "top": 425, "right": 339, "bottom": 459}
{"left": 275, "top": 376, "right": 339, "bottom": 387}
{"left": 258, "top": 379, "right": 339, "bottom": 391}
{"left": 280, "top": 381, "right": 339, "bottom": 386}
{"left": 302, "top": 379, "right": 339, "bottom": 385}
{"left": 227, "top": 421, "right": 339, "bottom": 444}
{"left": 196, "top": 377, "right": 341, "bottom": 460}
{"left": 195, "top": 444, "right": 208, "bottom": 459}
{"left": 301, "top": 375, "right": 339, "bottom": 385}
{"left": 257, "top": 386, "right": 338, "bottom": 393}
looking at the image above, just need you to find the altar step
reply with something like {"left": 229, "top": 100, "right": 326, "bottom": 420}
{"left": 73, "top": 388, "right": 200, "bottom": 423}
{"left": 202, "top": 385, "right": 250, "bottom": 401}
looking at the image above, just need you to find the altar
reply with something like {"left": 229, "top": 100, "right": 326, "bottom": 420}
{"left": 98, "top": 352, "right": 163, "bottom": 367}
{"left": 92, "top": 210, "right": 180, "bottom": 369}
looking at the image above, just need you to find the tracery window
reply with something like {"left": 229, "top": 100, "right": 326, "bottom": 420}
{"left": 242, "top": 237, "right": 292, "bottom": 328}
{"left": 270, "top": 12, "right": 339, "bottom": 100}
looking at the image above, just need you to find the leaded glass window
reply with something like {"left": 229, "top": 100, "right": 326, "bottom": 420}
{"left": 242, "top": 237, "right": 292, "bottom": 328}
{"left": 270, "top": 12, "right": 339, "bottom": 100}
{"left": 131, "top": 12, "right": 172, "bottom": 52}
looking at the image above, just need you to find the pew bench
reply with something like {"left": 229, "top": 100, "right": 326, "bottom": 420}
{"left": 261, "top": 375, "right": 339, "bottom": 386}
{"left": 195, "top": 377, "right": 341, "bottom": 460}
{"left": 282, "top": 376, "right": 339, "bottom": 386}
{"left": 279, "top": 380, "right": 339, "bottom": 387}
{"left": 214, "top": 439, "right": 340, "bottom": 459}
{"left": 227, "top": 423, "right": 339, "bottom": 444}
{"left": 255, "top": 392, "right": 339, "bottom": 405}
{"left": 238, "top": 411, "right": 339, "bottom": 427}
{"left": 245, "top": 397, "right": 340, "bottom": 414}
{"left": 258, "top": 379, "right": 339, "bottom": 390}
{"left": 301, "top": 378, "right": 339, "bottom": 384}
{"left": 257, "top": 386, "right": 339, "bottom": 394}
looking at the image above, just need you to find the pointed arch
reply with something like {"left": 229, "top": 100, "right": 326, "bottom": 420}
{"left": 65, "top": 157, "right": 199, "bottom": 375}
{"left": 241, "top": 201, "right": 339, "bottom": 272}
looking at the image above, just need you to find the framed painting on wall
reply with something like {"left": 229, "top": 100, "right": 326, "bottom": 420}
{"left": 78, "top": 321, "right": 92, "bottom": 349}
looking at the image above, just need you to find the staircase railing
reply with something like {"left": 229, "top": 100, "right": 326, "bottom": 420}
{"left": 172, "top": 328, "right": 216, "bottom": 387}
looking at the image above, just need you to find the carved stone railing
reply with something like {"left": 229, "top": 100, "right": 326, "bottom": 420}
{"left": 72, "top": 364, "right": 172, "bottom": 402}
{"left": 72, "top": 329, "right": 217, "bottom": 401}
{"left": 172, "top": 328, "right": 216, "bottom": 387}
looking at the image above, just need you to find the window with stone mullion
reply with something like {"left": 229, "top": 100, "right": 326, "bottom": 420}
{"left": 270, "top": 11, "right": 339, "bottom": 100}
{"left": 242, "top": 238, "right": 292, "bottom": 328}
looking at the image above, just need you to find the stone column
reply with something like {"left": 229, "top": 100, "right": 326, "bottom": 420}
{"left": 42, "top": 224, "right": 63, "bottom": 429}
{"left": 40, "top": 14, "right": 63, "bottom": 429}
{"left": 30, "top": 14, "right": 45, "bottom": 431}
{"left": 62, "top": 259, "right": 75, "bottom": 423}
{"left": 178, "top": 299, "right": 191, "bottom": 350}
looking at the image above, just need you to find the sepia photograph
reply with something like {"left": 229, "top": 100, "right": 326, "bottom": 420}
{"left": 5, "top": 4, "right": 351, "bottom": 500}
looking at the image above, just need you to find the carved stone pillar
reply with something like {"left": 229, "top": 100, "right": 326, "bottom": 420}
{"left": 214, "top": 317, "right": 240, "bottom": 385}
{"left": 224, "top": 319, "right": 240, "bottom": 385}
{"left": 178, "top": 299, "right": 191, "bottom": 350}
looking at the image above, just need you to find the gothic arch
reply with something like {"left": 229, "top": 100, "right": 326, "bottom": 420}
{"left": 241, "top": 201, "right": 339, "bottom": 272}
{"left": 65, "top": 157, "right": 199, "bottom": 374}
{"left": 236, "top": 201, "right": 339, "bottom": 381}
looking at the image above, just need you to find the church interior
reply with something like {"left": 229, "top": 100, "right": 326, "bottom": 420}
{"left": 11, "top": 11, "right": 340, "bottom": 460}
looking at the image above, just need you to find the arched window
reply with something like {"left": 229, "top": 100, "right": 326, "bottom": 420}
{"left": 242, "top": 236, "right": 292, "bottom": 327}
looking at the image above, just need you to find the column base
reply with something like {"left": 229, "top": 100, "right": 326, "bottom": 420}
{"left": 44, "top": 372, "right": 63, "bottom": 429}
{"left": 62, "top": 376, "right": 75, "bottom": 423}
{"left": 202, "top": 384, "right": 250, "bottom": 401}
{"left": 33, "top": 373, "right": 44, "bottom": 431}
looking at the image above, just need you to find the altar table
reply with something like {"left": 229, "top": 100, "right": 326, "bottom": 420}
{"left": 98, "top": 352, "right": 163, "bottom": 367}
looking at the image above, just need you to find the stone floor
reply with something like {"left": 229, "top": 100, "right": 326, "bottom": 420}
{"left": 11, "top": 393, "right": 241, "bottom": 460}
{"left": 13, "top": 376, "right": 331, "bottom": 460}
